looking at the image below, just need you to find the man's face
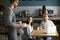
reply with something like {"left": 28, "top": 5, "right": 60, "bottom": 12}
{"left": 43, "top": 15, "right": 49, "bottom": 21}
{"left": 14, "top": 0, "right": 19, "bottom": 8}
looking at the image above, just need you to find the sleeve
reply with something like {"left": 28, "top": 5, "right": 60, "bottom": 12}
{"left": 32, "top": 26, "right": 33, "bottom": 32}
{"left": 27, "top": 26, "right": 33, "bottom": 36}
{"left": 7, "top": 9, "right": 16, "bottom": 28}
{"left": 40, "top": 22, "right": 43, "bottom": 30}
{"left": 50, "top": 21, "right": 57, "bottom": 31}
{"left": 27, "top": 26, "right": 30, "bottom": 36}
{"left": 30, "top": 26, "right": 33, "bottom": 35}
{"left": 27, "top": 26, "right": 33, "bottom": 39}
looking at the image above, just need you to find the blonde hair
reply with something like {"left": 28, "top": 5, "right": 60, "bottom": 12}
{"left": 43, "top": 13, "right": 48, "bottom": 17}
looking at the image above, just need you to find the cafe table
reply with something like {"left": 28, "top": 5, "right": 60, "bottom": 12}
{"left": 31, "top": 30, "right": 59, "bottom": 37}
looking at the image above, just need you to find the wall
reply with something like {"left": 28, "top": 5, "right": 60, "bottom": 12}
{"left": 19, "top": 0, "right": 60, "bottom": 6}
{"left": 14, "top": 6, "right": 60, "bottom": 16}
{"left": 6, "top": 0, "right": 60, "bottom": 16}
{"left": 6, "top": 0, "right": 60, "bottom": 6}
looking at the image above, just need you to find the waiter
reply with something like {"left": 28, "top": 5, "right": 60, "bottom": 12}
{"left": 4, "top": 0, "right": 21, "bottom": 40}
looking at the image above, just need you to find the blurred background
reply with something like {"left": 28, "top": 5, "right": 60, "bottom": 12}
{"left": 0, "top": 0, "right": 60, "bottom": 40}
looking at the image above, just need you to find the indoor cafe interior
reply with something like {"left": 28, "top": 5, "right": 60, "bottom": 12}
{"left": 0, "top": 0, "right": 60, "bottom": 40}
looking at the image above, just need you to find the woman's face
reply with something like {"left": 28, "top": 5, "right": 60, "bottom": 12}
{"left": 28, "top": 17, "right": 33, "bottom": 23}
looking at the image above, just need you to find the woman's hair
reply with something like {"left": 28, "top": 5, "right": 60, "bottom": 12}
{"left": 26, "top": 16, "right": 33, "bottom": 26}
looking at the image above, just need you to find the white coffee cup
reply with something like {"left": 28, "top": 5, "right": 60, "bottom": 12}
{"left": 23, "top": 23, "right": 27, "bottom": 27}
{"left": 19, "top": 21, "right": 22, "bottom": 24}
{"left": 37, "top": 27, "right": 40, "bottom": 30}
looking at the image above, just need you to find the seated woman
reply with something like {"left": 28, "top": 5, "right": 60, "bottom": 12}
{"left": 26, "top": 16, "right": 34, "bottom": 40}
{"left": 36, "top": 14, "right": 57, "bottom": 40}
{"left": 19, "top": 16, "right": 34, "bottom": 40}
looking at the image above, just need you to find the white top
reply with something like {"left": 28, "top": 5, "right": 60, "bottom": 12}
{"left": 27, "top": 24, "right": 33, "bottom": 38}
{"left": 40, "top": 20, "right": 57, "bottom": 33}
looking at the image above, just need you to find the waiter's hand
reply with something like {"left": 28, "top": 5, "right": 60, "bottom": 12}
{"left": 16, "top": 23, "right": 24, "bottom": 29}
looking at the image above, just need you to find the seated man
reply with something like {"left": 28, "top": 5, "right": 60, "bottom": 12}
{"left": 36, "top": 14, "right": 57, "bottom": 40}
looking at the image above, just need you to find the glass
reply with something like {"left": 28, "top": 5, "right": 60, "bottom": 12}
{"left": 19, "top": 21, "right": 22, "bottom": 24}
{"left": 37, "top": 27, "right": 40, "bottom": 30}
{"left": 23, "top": 23, "right": 27, "bottom": 27}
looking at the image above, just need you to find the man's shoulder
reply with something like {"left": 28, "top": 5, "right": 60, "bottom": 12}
{"left": 41, "top": 20, "right": 53, "bottom": 23}
{"left": 6, "top": 6, "right": 12, "bottom": 11}
{"left": 48, "top": 20, "right": 52, "bottom": 22}
{"left": 48, "top": 20, "right": 53, "bottom": 23}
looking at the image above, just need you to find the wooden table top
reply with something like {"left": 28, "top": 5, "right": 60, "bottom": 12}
{"left": 31, "top": 30, "right": 59, "bottom": 37}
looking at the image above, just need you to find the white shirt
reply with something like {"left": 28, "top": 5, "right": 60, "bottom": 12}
{"left": 40, "top": 20, "right": 57, "bottom": 33}
{"left": 27, "top": 24, "right": 33, "bottom": 38}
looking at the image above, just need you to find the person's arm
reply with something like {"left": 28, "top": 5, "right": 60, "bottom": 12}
{"left": 51, "top": 21, "right": 57, "bottom": 31}
{"left": 32, "top": 26, "right": 33, "bottom": 32}
{"left": 27, "top": 26, "right": 30, "bottom": 36}
{"left": 7, "top": 9, "right": 18, "bottom": 28}
{"left": 27, "top": 26, "right": 33, "bottom": 39}
{"left": 30, "top": 26, "right": 33, "bottom": 35}
{"left": 27, "top": 26, "right": 33, "bottom": 35}
{"left": 40, "top": 22, "right": 43, "bottom": 30}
